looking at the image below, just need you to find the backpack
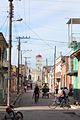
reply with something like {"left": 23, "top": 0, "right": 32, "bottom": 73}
{"left": 63, "top": 90, "right": 66, "bottom": 97}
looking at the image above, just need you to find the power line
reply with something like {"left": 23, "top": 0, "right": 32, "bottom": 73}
{"left": 22, "top": 22, "right": 54, "bottom": 48}
{"left": 0, "top": 16, "right": 8, "bottom": 30}
{"left": 29, "top": 37, "right": 68, "bottom": 44}
{"left": 33, "top": 0, "right": 80, "bottom": 3}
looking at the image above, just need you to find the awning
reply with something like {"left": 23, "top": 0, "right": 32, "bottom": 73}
{"left": 70, "top": 48, "right": 80, "bottom": 58}
{"left": 67, "top": 18, "right": 80, "bottom": 24}
{"left": 67, "top": 70, "right": 78, "bottom": 76}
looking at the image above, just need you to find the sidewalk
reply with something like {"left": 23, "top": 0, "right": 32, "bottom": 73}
{"left": 0, "top": 91, "right": 21, "bottom": 111}
{"left": 69, "top": 96, "right": 80, "bottom": 109}
{"left": 0, "top": 92, "right": 22, "bottom": 120}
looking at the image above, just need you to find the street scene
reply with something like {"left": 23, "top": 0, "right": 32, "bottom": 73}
{"left": 14, "top": 89, "right": 80, "bottom": 120}
{"left": 1, "top": 0, "right": 80, "bottom": 120}
{"left": 0, "top": 88, "right": 80, "bottom": 120}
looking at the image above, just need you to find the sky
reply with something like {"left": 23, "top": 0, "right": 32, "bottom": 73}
{"left": 0, "top": 0, "right": 80, "bottom": 68}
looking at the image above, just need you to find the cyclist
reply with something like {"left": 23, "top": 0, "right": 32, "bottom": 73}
{"left": 64, "top": 87, "right": 69, "bottom": 102}
{"left": 58, "top": 87, "right": 69, "bottom": 106}
{"left": 58, "top": 87, "right": 64, "bottom": 103}
{"left": 64, "top": 87, "right": 69, "bottom": 96}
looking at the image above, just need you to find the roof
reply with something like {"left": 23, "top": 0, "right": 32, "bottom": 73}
{"left": 0, "top": 32, "right": 8, "bottom": 48}
{"left": 70, "top": 48, "right": 80, "bottom": 58}
{"left": 66, "top": 18, "right": 80, "bottom": 24}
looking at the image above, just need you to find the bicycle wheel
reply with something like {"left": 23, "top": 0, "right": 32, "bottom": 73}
{"left": 15, "top": 111, "right": 23, "bottom": 120}
{"left": 63, "top": 99, "right": 70, "bottom": 110}
{"left": 49, "top": 100, "right": 58, "bottom": 109}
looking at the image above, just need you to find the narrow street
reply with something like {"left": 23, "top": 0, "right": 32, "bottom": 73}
{"left": 13, "top": 89, "right": 80, "bottom": 120}
{"left": 15, "top": 89, "right": 52, "bottom": 107}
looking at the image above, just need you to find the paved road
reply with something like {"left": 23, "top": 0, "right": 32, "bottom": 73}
{"left": 14, "top": 89, "right": 80, "bottom": 120}
{"left": 15, "top": 89, "right": 52, "bottom": 107}
{"left": 1, "top": 89, "right": 80, "bottom": 120}
{"left": 21, "top": 109, "right": 80, "bottom": 120}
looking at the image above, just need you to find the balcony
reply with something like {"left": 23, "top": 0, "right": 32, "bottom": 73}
{"left": 67, "top": 70, "right": 78, "bottom": 76}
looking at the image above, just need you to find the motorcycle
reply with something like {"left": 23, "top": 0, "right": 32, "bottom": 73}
{"left": 3, "top": 104, "right": 23, "bottom": 120}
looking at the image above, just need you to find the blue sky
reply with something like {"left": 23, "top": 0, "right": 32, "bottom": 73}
{"left": 0, "top": 0, "right": 80, "bottom": 68}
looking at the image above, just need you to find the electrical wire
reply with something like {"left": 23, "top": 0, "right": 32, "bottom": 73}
{"left": 12, "top": 0, "right": 75, "bottom": 66}
{"left": 32, "top": 0, "right": 80, "bottom": 3}
{"left": 4, "top": 18, "right": 8, "bottom": 38}
{"left": 22, "top": 22, "right": 54, "bottom": 48}
{"left": 29, "top": 37, "right": 68, "bottom": 44}
{"left": 0, "top": 16, "right": 8, "bottom": 31}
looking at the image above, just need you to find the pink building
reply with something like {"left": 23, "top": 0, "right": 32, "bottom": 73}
{"left": 61, "top": 56, "right": 72, "bottom": 89}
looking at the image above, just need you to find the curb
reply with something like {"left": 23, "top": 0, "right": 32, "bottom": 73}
{"left": 71, "top": 105, "right": 80, "bottom": 109}
{"left": 0, "top": 93, "right": 22, "bottom": 112}
{"left": 12, "top": 93, "right": 22, "bottom": 105}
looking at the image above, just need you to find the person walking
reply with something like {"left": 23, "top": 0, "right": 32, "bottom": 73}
{"left": 33, "top": 84, "right": 40, "bottom": 103}
{"left": 24, "top": 85, "right": 27, "bottom": 92}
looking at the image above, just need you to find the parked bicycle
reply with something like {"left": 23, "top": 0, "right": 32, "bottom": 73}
{"left": 3, "top": 104, "right": 23, "bottom": 120}
{"left": 49, "top": 95, "right": 71, "bottom": 110}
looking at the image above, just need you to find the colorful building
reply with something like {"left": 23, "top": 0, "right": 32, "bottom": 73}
{"left": 70, "top": 49, "right": 80, "bottom": 99}
{"left": 67, "top": 18, "right": 80, "bottom": 98}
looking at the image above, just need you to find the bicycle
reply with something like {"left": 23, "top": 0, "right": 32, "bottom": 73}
{"left": 49, "top": 95, "right": 70, "bottom": 110}
{"left": 3, "top": 104, "right": 23, "bottom": 120}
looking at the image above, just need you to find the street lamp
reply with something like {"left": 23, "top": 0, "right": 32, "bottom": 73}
{"left": 13, "top": 18, "right": 23, "bottom": 22}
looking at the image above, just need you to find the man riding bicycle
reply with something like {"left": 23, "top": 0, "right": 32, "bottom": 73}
{"left": 58, "top": 87, "right": 69, "bottom": 106}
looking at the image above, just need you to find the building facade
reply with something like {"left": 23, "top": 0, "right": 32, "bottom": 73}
{"left": 0, "top": 32, "right": 8, "bottom": 103}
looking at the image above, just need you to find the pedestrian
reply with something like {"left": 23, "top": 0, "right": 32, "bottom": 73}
{"left": 33, "top": 84, "right": 40, "bottom": 103}
{"left": 30, "top": 83, "right": 32, "bottom": 89}
{"left": 24, "top": 85, "right": 27, "bottom": 92}
{"left": 69, "top": 87, "right": 73, "bottom": 96}
{"left": 55, "top": 83, "right": 58, "bottom": 94}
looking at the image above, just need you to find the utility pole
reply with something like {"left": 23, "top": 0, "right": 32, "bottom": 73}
{"left": 24, "top": 57, "right": 27, "bottom": 81}
{"left": 46, "top": 58, "right": 48, "bottom": 83}
{"left": 21, "top": 50, "right": 23, "bottom": 87}
{"left": 24, "top": 57, "right": 31, "bottom": 82}
{"left": 17, "top": 37, "right": 20, "bottom": 94}
{"left": 54, "top": 46, "right": 56, "bottom": 91}
{"left": 16, "top": 36, "right": 30, "bottom": 93}
{"left": 7, "top": 0, "right": 14, "bottom": 106}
